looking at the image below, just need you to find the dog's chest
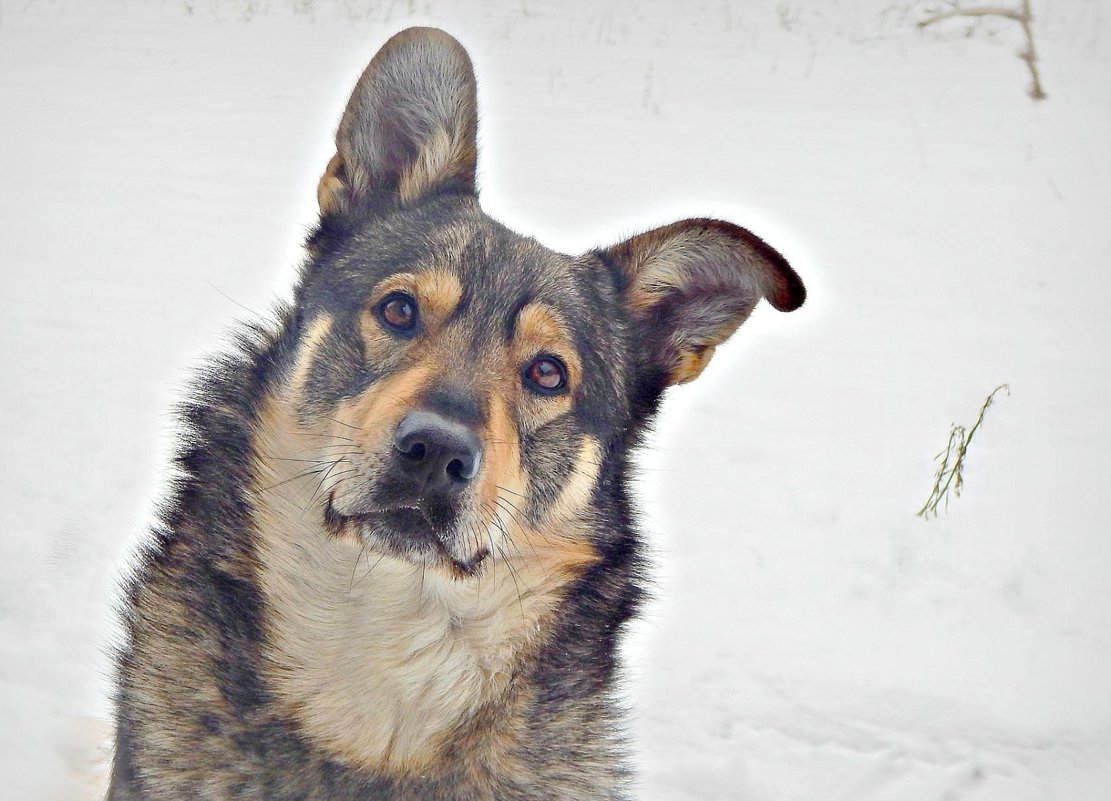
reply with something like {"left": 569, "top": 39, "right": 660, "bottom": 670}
{"left": 253, "top": 504, "right": 554, "bottom": 774}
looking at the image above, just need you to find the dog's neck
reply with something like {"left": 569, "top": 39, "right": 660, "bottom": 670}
{"left": 248, "top": 393, "right": 578, "bottom": 775}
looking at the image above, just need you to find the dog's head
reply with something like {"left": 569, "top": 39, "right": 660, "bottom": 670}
{"left": 272, "top": 28, "right": 804, "bottom": 578}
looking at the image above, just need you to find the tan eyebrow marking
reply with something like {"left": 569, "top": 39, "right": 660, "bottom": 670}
{"left": 335, "top": 361, "right": 437, "bottom": 441}
{"left": 371, "top": 270, "right": 463, "bottom": 326}
{"left": 510, "top": 302, "right": 581, "bottom": 388}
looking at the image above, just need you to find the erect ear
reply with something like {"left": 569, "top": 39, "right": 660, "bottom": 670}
{"left": 600, "top": 218, "right": 805, "bottom": 387}
{"left": 317, "top": 27, "right": 478, "bottom": 217}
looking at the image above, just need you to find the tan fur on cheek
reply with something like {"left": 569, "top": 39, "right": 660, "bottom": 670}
{"left": 333, "top": 362, "right": 437, "bottom": 453}
{"left": 546, "top": 436, "right": 602, "bottom": 526}
{"left": 478, "top": 392, "right": 526, "bottom": 513}
{"left": 517, "top": 437, "right": 603, "bottom": 576}
{"left": 493, "top": 436, "right": 603, "bottom": 580}
{"left": 289, "top": 314, "right": 335, "bottom": 396}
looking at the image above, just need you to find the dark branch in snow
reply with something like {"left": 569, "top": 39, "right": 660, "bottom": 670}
{"left": 919, "top": 7, "right": 1026, "bottom": 25}
{"left": 919, "top": 0, "right": 1046, "bottom": 100}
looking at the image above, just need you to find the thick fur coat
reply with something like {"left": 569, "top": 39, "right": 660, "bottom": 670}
{"left": 108, "top": 28, "right": 804, "bottom": 801}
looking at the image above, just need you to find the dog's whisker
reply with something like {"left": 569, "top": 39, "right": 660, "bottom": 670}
{"left": 308, "top": 446, "right": 362, "bottom": 456}
{"left": 489, "top": 508, "right": 529, "bottom": 563}
{"left": 493, "top": 495, "right": 530, "bottom": 526}
{"left": 352, "top": 551, "right": 387, "bottom": 589}
{"left": 306, "top": 477, "right": 358, "bottom": 514}
{"left": 485, "top": 526, "right": 497, "bottom": 586}
{"left": 293, "top": 431, "right": 357, "bottom": 442}
{"left": 271, "top": 456, "right": 350, "bottom": 465}
{"left": 490, "top": 500, "right": 543, "bottom": 560}
{"left": 324, "top": 416, "right": 363, "bottom": 432}
{"left": 467, "top": 520, "right": 485, "bottom": 575}
{"left": 495, "top": 544, "right": 528, "bottom": 617}
{"left": 306, "top": 463, "right": 356, "bottom": 512}
{"left": 259, "top": 467, "right": 325, "bottom": 493}
{"left": 347, "top": 542, "right": 368, "bottom": 599}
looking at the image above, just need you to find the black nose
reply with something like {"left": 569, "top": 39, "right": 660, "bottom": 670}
{"left": 393, "top": 411, "right": 482, "bottom": 495}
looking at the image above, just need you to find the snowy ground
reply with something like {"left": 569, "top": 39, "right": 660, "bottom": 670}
{"left": 2, "top": 0, "right": 1110, "bottom": 799}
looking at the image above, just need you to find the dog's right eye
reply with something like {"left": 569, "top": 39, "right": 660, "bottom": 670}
{"left": 376, "top": 293, "right": 419, "bottom": 335}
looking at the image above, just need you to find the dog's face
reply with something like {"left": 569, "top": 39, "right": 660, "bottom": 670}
{"left": 288, "top": 203, "right": 628, "bottom": 575}
{"left": 274, "top": 28, "right": 804, "bottom": 578}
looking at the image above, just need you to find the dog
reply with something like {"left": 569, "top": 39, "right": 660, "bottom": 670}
{"left": 108, "top": 27, "right": 805, "bottom": 800}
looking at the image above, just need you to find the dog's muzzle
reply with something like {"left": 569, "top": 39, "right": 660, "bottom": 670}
{"left": 323, "top": 408, "right": 488, "bottom": 572}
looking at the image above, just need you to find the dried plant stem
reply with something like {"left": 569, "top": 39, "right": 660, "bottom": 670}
{"left": 919, "top": 0, "right": 1046, "bottom": 100}
{"left": 917, "top": 383, "right": 1009, "bottom": 519}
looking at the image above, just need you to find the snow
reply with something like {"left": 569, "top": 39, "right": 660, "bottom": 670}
{"left": 2, "top": 1, "right": 1110, "bottom": 799}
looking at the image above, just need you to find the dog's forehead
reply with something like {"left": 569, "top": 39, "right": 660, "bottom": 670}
{"left": 329, "top": 204, "right": 586, "bottom": 321}
{"left": 453, "top": 224, "right": 579, "bottom": 316}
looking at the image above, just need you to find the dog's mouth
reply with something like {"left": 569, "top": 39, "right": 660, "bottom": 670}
{"left": 323, "top": 492, "right": 489, "bottom": 576}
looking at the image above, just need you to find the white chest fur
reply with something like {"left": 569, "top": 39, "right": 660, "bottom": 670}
{"left": 259, "top": 528, "right": 548, "bottom": 768}
{"left": 250, "top": 448, "right": 564, "bottom": 773}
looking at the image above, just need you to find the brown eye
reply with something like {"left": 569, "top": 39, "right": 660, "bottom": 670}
{"left": 377, "top": 293, "right": 418, "bottom": 334}
{"left": 523, "top": 355, "right": 568, "bottom": 395}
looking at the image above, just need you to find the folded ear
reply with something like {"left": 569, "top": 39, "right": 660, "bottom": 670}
{"left": 601, "top": 218, "right": 805, "bottom": 386}
{"left": 317, "top": 27, "right": 478, "bottom": 217}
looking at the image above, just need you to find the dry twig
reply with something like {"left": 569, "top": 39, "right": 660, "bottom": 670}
{"left": 917, "top": 383, "right": 1009, "bottom": 519}
{"left": 919, "top": 0, "right": 1046, "bottom": 100}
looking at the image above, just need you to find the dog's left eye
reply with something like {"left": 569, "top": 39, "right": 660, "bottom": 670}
{"left": 376, "top": 293, "right": 418, "bottom": 335}
{"left": 523, "top": 355, "right": 568, "bottom": 395}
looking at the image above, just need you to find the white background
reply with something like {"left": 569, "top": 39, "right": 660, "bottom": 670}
{"left": 1, "top": 1, "right": 1109, "bottom": 798}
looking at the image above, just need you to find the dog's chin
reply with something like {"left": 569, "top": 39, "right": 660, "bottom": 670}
{"left": 323, "top": 495, "right": 489, "bottom": 577}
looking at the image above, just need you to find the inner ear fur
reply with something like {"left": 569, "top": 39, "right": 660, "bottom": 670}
{"left": 317, "top": 27, "right": 478, "bottom": 217}
{"left": 600, "top": 218, "right": 805, "bottom": 386}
